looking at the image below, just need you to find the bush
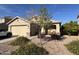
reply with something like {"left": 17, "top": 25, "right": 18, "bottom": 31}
{"left": 62, "top": 21, "right": 79, "bottom": 35}
{"left": 70, "top": 29, "right": 78, "bottom": 35}
{"left": 65, "top": 40, "right": 79, "bottom": 55}
{"left": 11, "top": 43, "right": 49, "bottom": 55}
{"left": 51, "top": 34, "right": 61, "bottom": 40}
{"left": 10, "top": 36, "right": 30, "bottom": 46}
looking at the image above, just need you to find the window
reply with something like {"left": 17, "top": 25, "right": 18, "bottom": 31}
{"left": 49, "top": 25, "right": 56, "bottom": 29}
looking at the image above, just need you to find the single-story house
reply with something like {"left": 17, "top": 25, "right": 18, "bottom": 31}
{"left": 0, "top": 16, "right": 61, "bottom": 36}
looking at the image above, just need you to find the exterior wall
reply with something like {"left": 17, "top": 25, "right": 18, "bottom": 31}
{"left": 77, "top": 18, "right": 79, "bottom": 24}
{"left": 55, "top": 23, "right": 60, "bottom": 35}
{"left": 48, "top": 23, "right": 60, "bottom": 35}
{"left": 30, "top": 17, "right": 36, "bottom": 23}
{"left": 8, "top": 18, "right": 29, "bottom": 25}
{"left": 0, "top": 19, "right": 5, "bottom": 23}
{"left": 8, "top": 18, "right": 30, "bottom": 36}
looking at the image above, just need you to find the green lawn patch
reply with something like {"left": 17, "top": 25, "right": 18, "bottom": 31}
{"left": 65, "top": 40, "right": 79, "bottom": 55}
{"left": 10, "top": 36, "right": 30, "bottom": 46}
{"left": 11, "top": 43, "right": 49, "bottom": 55}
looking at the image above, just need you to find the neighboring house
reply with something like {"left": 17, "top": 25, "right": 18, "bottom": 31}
{"left": 0, "top": 23, "right": 8, "bottom": 31}
{"left": 0, "top": 16, "right": 61, "bottom": 36}
{"left": 0, "top": 18, "right": 5, "bottom": 23}
{"left": 0, "top": 18, "right": 8, "bottom": 31}
{"left": 0, "top": 17, "right": 13, "bottom": 31}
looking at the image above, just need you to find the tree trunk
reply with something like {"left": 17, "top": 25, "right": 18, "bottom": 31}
{"left": 45, "top": 29, "right": 48, "bottom": 35}
{"left": 38, "top": 28, "right": 43, "bottom": 47}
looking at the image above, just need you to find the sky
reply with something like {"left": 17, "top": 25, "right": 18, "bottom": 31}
{"left": 0, "top": 4, "right": 79, "bottom": 24}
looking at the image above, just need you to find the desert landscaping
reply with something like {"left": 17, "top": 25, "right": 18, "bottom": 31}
{"left": 0, "top": 35, "right": 79, "bottom": 55}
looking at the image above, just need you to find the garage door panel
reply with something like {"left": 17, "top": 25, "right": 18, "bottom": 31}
{"left": 11, "top": 26, "right": 29, "bottom": 36}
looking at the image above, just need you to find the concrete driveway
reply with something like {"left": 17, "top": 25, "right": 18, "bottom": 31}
{"left": 0, "top": 36, "right": 18, "bottom": 55}
{"left": 0, "top": 36, "right": 17, "bottom": 43}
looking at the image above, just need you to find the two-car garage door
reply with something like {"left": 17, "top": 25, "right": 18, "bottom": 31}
{"left": 10, "top": 25, "right": 30, "bottom": 36}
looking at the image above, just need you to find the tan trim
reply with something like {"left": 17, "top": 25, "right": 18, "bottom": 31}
{"left": 52, "top": 22, "right": 61, "bottom": 24}
{"left": 6, "top": 16, "right": 29, "bottom": 25}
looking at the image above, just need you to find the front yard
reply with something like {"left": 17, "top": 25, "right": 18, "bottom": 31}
{"left": 0, "top": 36, "right": 49, "bottom": 55}
{"left": 65, "top": 40, "right": 79, "bottom": 55}
{"left": 0, "top": 35, "right": 79, "bottom": 55}
{"left": 10, "top": 36, "right": 48, "bottom": 55}
{"left": 11, "top": 43, "right": 48, "bottom": 55}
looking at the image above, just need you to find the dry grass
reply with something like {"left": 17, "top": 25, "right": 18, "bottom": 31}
{"left": 65, "top": 40, "right": 79, "bottom": 55}
{"left": 10, "top": 36, "right": 30, "bottom": 46}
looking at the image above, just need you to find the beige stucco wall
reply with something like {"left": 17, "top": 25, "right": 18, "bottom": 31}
{"left": 55, "top": 23, "right": 60, "bottom": 35}
{"left": 48, "top": 23, "right": 60, "bottom": 35}
{"left": 30, "top": 17, "right": 36, "bottom": 23}
{"left": 8, "top": 18, "right": 29, "bottom": 25}
{"left": 8, "top": 18, "right": 30, "bottom": 36}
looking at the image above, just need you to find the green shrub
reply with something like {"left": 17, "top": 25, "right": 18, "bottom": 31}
{"left": 11, "top": 43, "right": 49, "bottom": 55}
{"left": 10, "top": 36, "right": 30, "bottom": 46}
{"left": 65, "top": 40, "right": 79, "bottom": 55}
{"left": 62, "top": 21, "right": 79, "bottom": 35}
